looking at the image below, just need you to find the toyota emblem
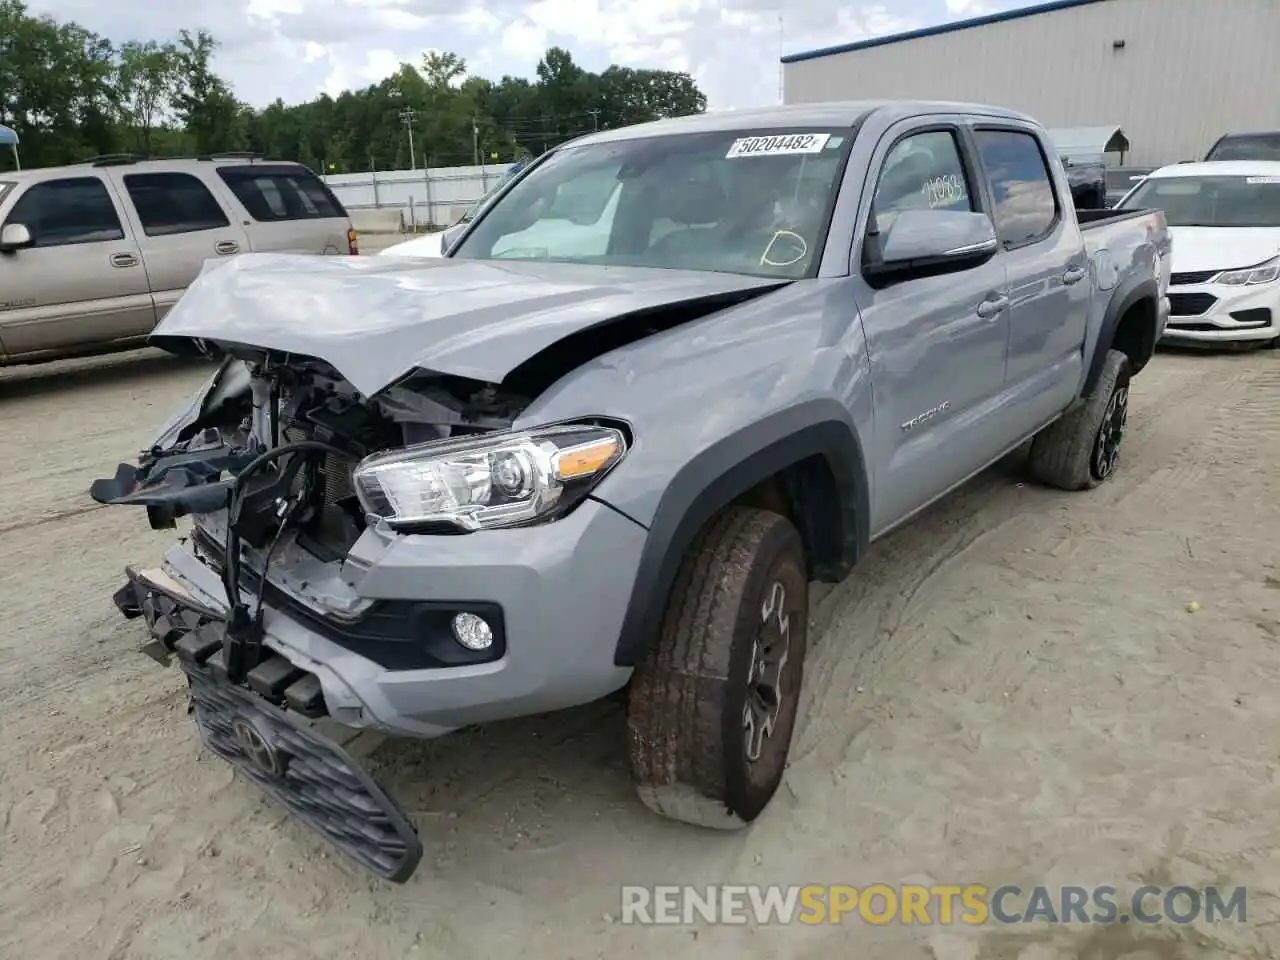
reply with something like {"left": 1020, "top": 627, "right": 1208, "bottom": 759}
{"left": 232, "top": 716, "right": 285, "bottom": 778}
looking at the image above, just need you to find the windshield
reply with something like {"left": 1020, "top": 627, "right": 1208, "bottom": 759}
{"left": 450, "top": 128, "right": 855, "bottom": 279}
{"left": 1205, "top": 133, "right": 1280, "bottom": 162}
{"left": 1118, "top": 174, "right": 1280, "bottom": 227}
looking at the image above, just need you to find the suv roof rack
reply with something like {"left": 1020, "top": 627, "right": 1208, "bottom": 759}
{"left": 198, "top": 151, "right": 268, "bottom": 162}
{"left": 81, "top": 153, "right": 146, "bottom": 167}
{"left": 74, "top": 151, "right": 284, "bottom": 169}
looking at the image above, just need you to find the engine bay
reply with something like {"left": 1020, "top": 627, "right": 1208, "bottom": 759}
{"left": 91, "top": 353, "right": 535, "bottom": 561}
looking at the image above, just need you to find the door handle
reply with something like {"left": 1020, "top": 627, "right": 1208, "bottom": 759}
{"left": 110, "top": 252, "right": 139, "bottom": 268}
{"left": 215, "top": 240, "right": 240, "bottom": 255}
{"left": 1062, "top": 264, "right": 1088, "bottom": 285}
{"left": 976, "top": 295, "right": 1008, "bottom": 319}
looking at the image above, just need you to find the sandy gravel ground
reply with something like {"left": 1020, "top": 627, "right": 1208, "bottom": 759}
{"left": 1, "top": 346, "right": 1278, "bottom": 960}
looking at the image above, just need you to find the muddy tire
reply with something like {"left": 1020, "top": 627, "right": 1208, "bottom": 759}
{"left": 626, "top": 506, "right": 808, "bottom": 829}
{"left": 1027, "top": 349, "right": 1132, "bottom": 491}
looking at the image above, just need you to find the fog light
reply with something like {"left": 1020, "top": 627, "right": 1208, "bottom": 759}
{"left": 451, "top": 612, "right": 494, "bottom": 650}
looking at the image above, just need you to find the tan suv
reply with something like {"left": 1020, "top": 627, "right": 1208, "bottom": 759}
{"left": 0, "top": 155, "right": 358, "bottom": 366}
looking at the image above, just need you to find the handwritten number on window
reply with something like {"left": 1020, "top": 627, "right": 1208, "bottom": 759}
{"left": 923, "top": 174, "right": 965, "bottom": 208}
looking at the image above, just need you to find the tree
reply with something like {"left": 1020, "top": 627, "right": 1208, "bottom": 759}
{"left": 117, "top": 40, "right": 179, "bottom": 154}
{"left": 421, "top": 51, "right": 467, "bottom": 90}
{"left": 0, "top": 4, "right": 708, "bottom": 172}
{"left": 172, "top": 29, "right": 245, "bottom": 155}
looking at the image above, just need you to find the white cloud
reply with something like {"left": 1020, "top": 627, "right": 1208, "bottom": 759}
{"left": 498, "top": 19, "right": 549, "bottom": 70}
{"left": 321, "top": 47, "right": 404, "bottom": 96}
{"left": 26, "top": 0, "right": 1027, "bottom": 112}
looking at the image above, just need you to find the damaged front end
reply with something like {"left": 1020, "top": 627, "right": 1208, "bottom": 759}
{"left": 90, "top": 252, "right": 786, "bottom": 883}
{"left": 94, "top": 350, "right": 545, "bottom": 883}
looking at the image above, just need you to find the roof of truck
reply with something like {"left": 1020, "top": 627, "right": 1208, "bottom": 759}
{"left": 565, "top": 100, "right": 1036, "bottom": 147}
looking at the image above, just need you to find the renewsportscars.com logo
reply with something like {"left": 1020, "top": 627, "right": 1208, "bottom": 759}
{"left": 619, "top": 884, "right": 1248, "bottom": 926}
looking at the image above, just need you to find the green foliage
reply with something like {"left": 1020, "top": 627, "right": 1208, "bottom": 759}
{"left": 0, "top": 1, "right": 707, "bottom": 172}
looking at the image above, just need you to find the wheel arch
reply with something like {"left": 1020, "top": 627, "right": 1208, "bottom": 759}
{"left": 1084, "top": 277, "right": 1158, "bottom": 397}
{"left": 612, "top": 401, "right": 870, "bottom": 667}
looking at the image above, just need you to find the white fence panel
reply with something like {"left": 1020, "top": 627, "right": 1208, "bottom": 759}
{"left": 322, "top": 163, "right": 517, "bottom": 230}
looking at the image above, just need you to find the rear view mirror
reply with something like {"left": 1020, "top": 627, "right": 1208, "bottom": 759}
{"left": 0, "top": 222, "right": 32, "bottom": 252}
{"left": 863, "top": 209, "right": 998, "bottom": 285}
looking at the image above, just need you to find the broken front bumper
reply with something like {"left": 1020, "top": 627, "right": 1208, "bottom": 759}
{"left": 115, "top": 567, "right": 424, "bottom": 883}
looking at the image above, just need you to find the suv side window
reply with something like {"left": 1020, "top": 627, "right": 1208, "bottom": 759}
{"left": 871, "top": 130, "right": 974, "bottom": 232}
{"left": 217, "top": 166, "right": 345, "bottom": 222}
{"left": 974, "top": 129, "right": 1059, "bottom": 247}
{"left": 123, "top": 172, "right": 231, "bottom": 237}
{"left": 5, "top": 177, "right": 126, "bottom": 248}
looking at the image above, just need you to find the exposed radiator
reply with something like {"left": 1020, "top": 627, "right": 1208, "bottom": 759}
{"left": 282, "top": 424, "right": 357, "bottom": 504}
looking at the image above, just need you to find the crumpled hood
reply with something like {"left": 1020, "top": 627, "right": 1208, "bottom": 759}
{"left": 1168, "top": 226, "right": 1280, "bottom": 274}
{"left": 151, "top": 253, "right": 785, "bottom": 395}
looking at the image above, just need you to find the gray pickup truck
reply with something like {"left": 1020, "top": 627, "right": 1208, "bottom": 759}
{"left": 92, "top": 100, "right": 1171, "bottom": 883}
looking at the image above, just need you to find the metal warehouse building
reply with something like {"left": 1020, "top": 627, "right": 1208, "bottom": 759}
{"left": 781, "top": 0, "right": 1280, "bottom": 167}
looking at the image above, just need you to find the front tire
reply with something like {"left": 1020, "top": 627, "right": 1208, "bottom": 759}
{"left": 1027, "top": 348, "right": 1132, "bottom": 491}
{"left": 626, "top": 507, "right": 808, "bottom": 829}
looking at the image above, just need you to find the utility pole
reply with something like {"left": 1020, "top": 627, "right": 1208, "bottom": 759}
{"left": 472, "top": 116, "right": 480, "bottom": 166}
{"left": 588, "top": 108, "right": 600, "bottom": 131}
{"left": 777, "top": 15, "right": 785, "bottom": 104}
{"left": 399, "top": 106, "right": 417, "bottom": 171}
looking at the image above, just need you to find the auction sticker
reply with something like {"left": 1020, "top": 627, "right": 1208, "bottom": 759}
{"left": 1246, "top": 176, "right": 1280, "bottom": 184}
{"left": 727, "top": 133, "right": 831, "bottom": 158}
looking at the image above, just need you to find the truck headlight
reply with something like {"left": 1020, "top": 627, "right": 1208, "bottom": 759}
{"left": 1214, "top": 256, "right": 1279, "bottom": 286}
{"left": 352, "top": 423, "right": 627, "bottom": 532}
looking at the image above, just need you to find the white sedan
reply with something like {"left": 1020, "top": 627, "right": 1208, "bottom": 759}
{"left": 378, "top": 224, "right": 458, "bottom": 258}
{"left": 1116, "top": 161, "right": 1280, "bottom": 347}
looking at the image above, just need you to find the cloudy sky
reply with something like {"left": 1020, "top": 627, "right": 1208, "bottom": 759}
{"left": 32, "top": 0, "right": 1027, "bottom": 112}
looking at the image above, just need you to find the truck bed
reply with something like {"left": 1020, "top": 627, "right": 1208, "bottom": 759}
{"left": 1076, "top": 207, "right": 1158, "bottom": 228}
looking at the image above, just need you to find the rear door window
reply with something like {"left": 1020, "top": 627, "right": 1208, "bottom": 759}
{"left": 4, "top": 176, "right": 126, "bottom": 247}
{"left": 974, "top": 129, "right": 1060, "bottom": 247}
{"left": 123, "top": 172, "right": 231, "bottom": 236}
{"left": 217, "top": 166, "right": 347, "bottom": 222}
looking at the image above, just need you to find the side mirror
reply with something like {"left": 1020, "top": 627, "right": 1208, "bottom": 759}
{"left": 440, "top": 221, "right": 466, "bottom": 254}
{"left": 863, "top": 209, "right": 998, "bottom": 285}
{"left": 0, "top": 222, "right": 32, "bottom": 253}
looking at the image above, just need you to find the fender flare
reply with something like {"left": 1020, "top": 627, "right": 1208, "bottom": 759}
{"left": 611, "top": 400, "right": 870, "bottom": 667}
{"left": 1082, "top": 276, "right": 1159, "bottom": 397}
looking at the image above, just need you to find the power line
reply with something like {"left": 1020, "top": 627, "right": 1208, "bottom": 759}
{"left": 777, "top": 15, "right": 785, "bottom": 103}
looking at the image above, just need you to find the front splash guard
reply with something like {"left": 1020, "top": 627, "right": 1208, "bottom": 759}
{"left": 116, "top": 565, "right": 424, "bottom": 884}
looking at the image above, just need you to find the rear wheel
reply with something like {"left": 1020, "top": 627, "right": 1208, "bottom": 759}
{"left": 626, "top": 507, "right": 808, "bottom": 829}
{"left": 1027, "top": 349, "right": 1132, "bottom": 491}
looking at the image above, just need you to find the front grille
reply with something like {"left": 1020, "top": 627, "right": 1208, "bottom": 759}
{"left": 1170, "top": 270, "right": 1217, "bottom": 286}
{"left": 115, "top": 565, "right": 422, "bottom": 881}
{"left": 184, "top": 661, "right": 423, "bottom": 883}
{"left": 1168, "top": 292, "right": 1217, "bottom": 316}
